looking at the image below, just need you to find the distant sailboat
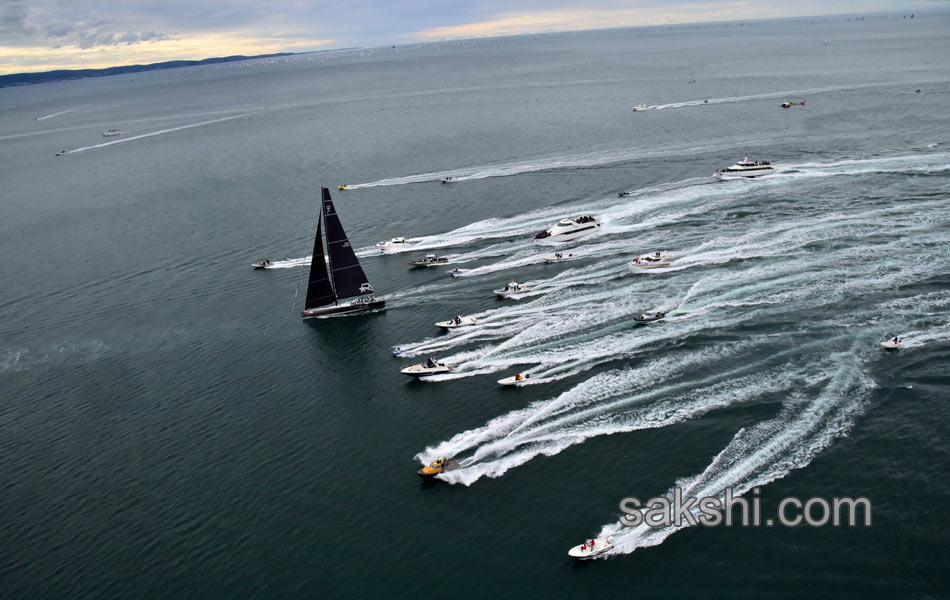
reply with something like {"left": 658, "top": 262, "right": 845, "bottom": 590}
{"left": 300, "top": 187, "right": 384, "bottom": 319}
{"left": 688, "top": 69, "right": 696, "bottom": 84}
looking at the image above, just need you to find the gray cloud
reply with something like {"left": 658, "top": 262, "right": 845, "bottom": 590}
{"left": 0, "top": 0, "right": 35, "bottom": 35}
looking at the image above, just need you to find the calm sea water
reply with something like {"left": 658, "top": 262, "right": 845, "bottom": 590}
{"left": 2, "top": 11, "right": 949, "bottom": 599}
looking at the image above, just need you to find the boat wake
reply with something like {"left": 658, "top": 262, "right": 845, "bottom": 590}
{"left": 403, "top": 149, "right": 949, "bottom": 556}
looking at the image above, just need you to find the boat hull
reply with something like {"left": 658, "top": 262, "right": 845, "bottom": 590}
{"left": 436, "top": 317, "right": 476, "bottom": 329}
{"left": 715, "top": 167, "right": 774, "bottom": 179}
{"left": 401, "top": 364, "right": 453, "bottom": 377}
{"left": 498, "top": 375, "right": 529, "bottom": 386}
{"left": 534, "top": 225, "right": 599, "bottom": 244}
{"left": 301, "top": 298, "right": 385, "bottom": 319}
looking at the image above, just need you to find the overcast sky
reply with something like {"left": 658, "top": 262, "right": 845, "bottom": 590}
{"left": 0, "top": 0, "right": 932, "bottom": 75}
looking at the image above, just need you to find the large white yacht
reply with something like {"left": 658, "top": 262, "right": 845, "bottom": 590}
{"left": 533, "top": 216, "right": 599, "bottom": 243}
{"left": 715, "top": 157, "right": 774, "bottom": 179}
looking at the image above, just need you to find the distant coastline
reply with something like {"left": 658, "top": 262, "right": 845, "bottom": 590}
{"left": 0, "top": 49, "right": 357, "bottom": 88}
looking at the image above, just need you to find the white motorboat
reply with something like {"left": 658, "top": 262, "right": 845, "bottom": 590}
{"left": 634, "top": 311, "right": 666, "bottom": 323}
{"left": 376, "top": 236, "right": 411, "bottom": 249}
{"left": 618, "top": 191, "right": 635, "bottom": 197}
{"left": 494, "top": 282, "right": 531, "bottom": 297}
{"left": 630, "top": 252, "right": 670, "bottom": 270}
{"left": 408, "top": 253, "right": 449, "bottom": 267}
{"left": 441, "top": 176, "right": 456, "bottom": 183}
{"left": 449, "top": 268, "right": 464, "bottom": 277}
{"left": 102, "top": 129, "right": 120, "bottom": 137}
{"left": 632, "top": 104, "right": 651, "bottom": 111}
{"left": 544, "top": 252, "right": 574, "bottom": 263}
{"left": 533, "top": 216, "right": 599, "bottom": 243}
{"left": 568, "top": 536, "right": 614, "bottom": 559}
{"left": 498, "top": 373, "right": 530, "bottom": 386}
{"left": 251, "top": 259, "right": 273, "bottom": 269}
{"left": 401, "top": 358, "right": 453, "bottom": 377}
{"left": 435, "top": 316, "right": 476, "bottom": 329}
{"left": 881, "top": 337, "right": 902, "bottom": 350}
{"left": 715, "top": 157, "right": 774, "bottom": 179}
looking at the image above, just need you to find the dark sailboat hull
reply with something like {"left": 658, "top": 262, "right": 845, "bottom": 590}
{"left": 301, "top": 298, "right": 386, "bottom": 319}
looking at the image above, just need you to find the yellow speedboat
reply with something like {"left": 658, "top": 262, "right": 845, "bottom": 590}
{"left": 338, "top": 185, "right": 349, "bottom": 190}
{"left": 417, "top": 457, "right": 459, "bottom": 478}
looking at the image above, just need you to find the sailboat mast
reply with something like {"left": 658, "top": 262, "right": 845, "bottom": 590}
{"left": 320, "top": 190, "right": 338, "bottom": 304}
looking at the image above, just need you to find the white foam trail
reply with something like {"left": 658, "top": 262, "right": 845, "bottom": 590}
{"left": 601, "top": 344, "right": 874, "bottom": 555}
{"left": 34, "top": 108, "right": 74, "bottom": 121}
{"left": 67, "top": 113, "right": 252, "bottom": 154}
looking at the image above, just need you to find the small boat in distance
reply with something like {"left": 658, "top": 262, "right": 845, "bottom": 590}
{"left": 618, "top": 191, "right": 635, "bottom": 197}
{"left": 534, "top": 216, "right": 599, "bottom": 243}
{"left": 251, "top": 259, "right": 273, "bottom": 269}
{"left": 408, "top": 253, "right": 450, "bottom": 267}
{"left": 435, "top": 316, "right": 476, "bottom": 329}
{"left": 441, "top": 176, "right": 456, "bottom": 183}
{"left": 417, "top": 457, "right": 460, "bottom": 478}
{"left": 494, "top": 282, "right": 530, "bottom": 298}
{"left": 498, "top": 373, "right": 530, "bottom": 386}
{"left": 715, "top": 158, "right": 774, "bottom": 179}
{"left": 300, "top": 187, "right": 385, "bottom": 319}
{"left": 102, "top": 129, "right": 120, "bottom": 137}
{"left": 337, "top": 185, "right": 349, "bottom": 190}
{"left": 780, "top": 101, "right": 805, "bottom": 108}
{"left": 630, "top": 252, "right": 670, "bottom": 270}
{"left": 632, "top": 103, "right": 651, "bottom": 111}
{"left": 55, "top": 150, "right": 67, "bottom": 156}
{"left": 881, "top": 336, "right": 902, "bottom": 350}
{"left": 544, "top": 252, "right": 573, "bottom": 263}
{"left": 568, "top": 536, "right": 614, "bottom": 559}
{"left": 376, "top": 236, "right": 411, "bottom": 249}
{"left": 401, "top": 358, "right": 453, "bottom": 377}
{"left": 634, "top": 311, "right": 666, "bottom": 323}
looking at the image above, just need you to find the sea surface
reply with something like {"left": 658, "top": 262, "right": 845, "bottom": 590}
{"left": 2, "top": 11, "right": 949, "bottom": 599}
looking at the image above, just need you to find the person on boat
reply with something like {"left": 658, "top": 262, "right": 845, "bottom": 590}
{"left": 455, "top": 315, "right": 462, "bottom": 325}
{"left": 425, "top": 358, "right": 436, "bottom": 368}
{"left": 893, "top": 336, "right": 899, "bottom": 343}
{"left": 515, "top": 373, "right": 522, "bottom": 381}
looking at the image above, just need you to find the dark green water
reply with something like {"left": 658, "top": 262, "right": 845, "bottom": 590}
{"left": 1, "top": 12, "right": 949, "bottom": 599}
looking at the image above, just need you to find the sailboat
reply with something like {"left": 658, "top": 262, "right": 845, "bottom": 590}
{"left": 300, "top": 187, "right": 385, "bottom": 319}
{"left": 688, "top": 69, "right": 696, "bottom": 84}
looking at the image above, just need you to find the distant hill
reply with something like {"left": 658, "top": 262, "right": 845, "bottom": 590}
{"left": 0, "top": 53, "right": 300, "bottom": 88}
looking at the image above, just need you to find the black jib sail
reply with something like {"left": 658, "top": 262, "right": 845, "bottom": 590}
{"left": 304, "top": 210, "right": 335, "bottom": 309}
{"left": 321, "top": 187, "right": 374, "bottom": 300}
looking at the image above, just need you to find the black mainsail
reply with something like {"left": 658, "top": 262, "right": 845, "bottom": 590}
{"left": 302, "top": 187, "right": 377, "bottom": 316}
{"left": 321, "top": 187, "right": 374, "bottom": 300}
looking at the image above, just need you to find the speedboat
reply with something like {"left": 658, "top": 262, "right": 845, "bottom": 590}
{"left": 408, "top": 253, "right": 450, "bottom": 267}
{"left": 435, "top": 316, "right": 476, "bottom": 329}
{"left": 102, "top": 129, "right": 120, "bottom": 137}
{"left": 533, "top": 216, "right": 599, "bottom": 243}
{"left": 494, "top": 282, "right": 530, "bottom": 298}
{"left": 450, "top": 268, "right": 464, "bottom": 277}
{"left": 880, "top": 337, "right": 902, "bottom": 350}
{"left": 376, "top": 236, "right": 411, "bottom": 249}
{"left": 634, "top": 311, "right": 666, "bottom": 323}
{"left": 337, "top": 185, "right": 349, "bottom": 190}
{"left": 55, "top": 150, "right": 67, "bottom": 156}
{"left": 251, "top": 259, "right": 273, "bottom": 269}
{"left": 780, "top": 101, "right": 804, "bottom": 108}
{"left": 630, "top": 252, "right": 670, "bottom": 270}
{"left": 441, "top": 176, "right": 455, "bottom": 183}
{"left": 498, "top": 373, "right": 530, "bottom": 386}
{"left": 401, "top": 358, "right": 453, "bottom": 377}
{"left": 568, "top": 536, "right": 614, "bottom": 559}
{"left": 715, "top": 157, "right": 774, "bottom": 179}
{"left": 417, "top": 457, "right": 460, "bottom": 478}
{"left": 618, "top": 191, "right": 635, "bottom": 197}
{"left": 632, "top": 104, "right": 650, "bottom": 111}
{"left": 544, "top": 252, "right": 574, "bottom": 263}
